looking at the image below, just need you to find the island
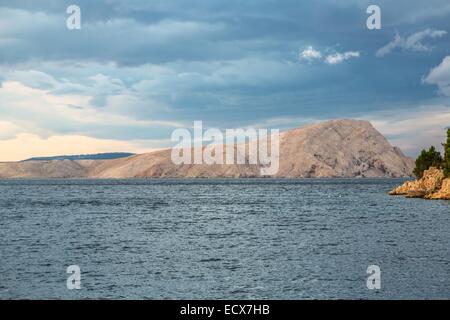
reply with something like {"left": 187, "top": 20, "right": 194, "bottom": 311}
{"left": 0, "top": 119, "right": 414, "bottom": 179}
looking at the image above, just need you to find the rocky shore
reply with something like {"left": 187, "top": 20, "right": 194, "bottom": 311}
{"left": 389, "top": 167, "right": 450, "bottom": 200}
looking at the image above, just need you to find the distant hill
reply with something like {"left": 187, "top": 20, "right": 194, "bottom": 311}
{"left": 0, "top": 120, "right": 415, "bottom": 178}
{"left": 87, "top": 119, "right": 414, "bottom": 178}
{"left": 22, "top": 153, "right": 135, "bottom": 162}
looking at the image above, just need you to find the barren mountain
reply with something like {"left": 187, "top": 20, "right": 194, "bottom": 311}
{"left": 0, "top": 119, "right": 414, "bottom": 179}
{"left": 276, "top": 119, "right": 414, "bottom": 178}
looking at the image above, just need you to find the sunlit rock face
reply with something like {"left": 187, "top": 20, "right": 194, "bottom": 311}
{"left": 390, "top": 167, "right": 450, "bottom": 200}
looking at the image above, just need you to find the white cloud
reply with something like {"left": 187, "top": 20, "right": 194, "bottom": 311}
{"left": 299, "top": 46, "right": 322, "bottom": 62}
{"left": 376, "top": 29, "right": 447, "bottom": 57}
{"left": 324, "top": 51, "right": 360, "bottom": 65}
{"left": 423, "top": 56, "right": 450, "bottom": 96}
{"left": 300, "top": 46, "right": 360, "bottom": 65}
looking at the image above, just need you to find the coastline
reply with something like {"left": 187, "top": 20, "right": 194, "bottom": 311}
{"left": 389, "top": 167, "right": 450, "bottom": 200}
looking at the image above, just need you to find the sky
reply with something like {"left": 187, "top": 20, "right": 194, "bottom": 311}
{"left": 0, "top": 0, "right": 449, "bottom": 161}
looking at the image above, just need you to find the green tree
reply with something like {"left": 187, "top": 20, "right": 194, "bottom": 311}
{"left": 443, "top": 129, "right": 450, "bottom": 178}
{"left": 413, "top": 146, "right": 443, "bottom": 178}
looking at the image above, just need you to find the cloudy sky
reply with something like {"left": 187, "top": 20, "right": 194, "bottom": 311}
{"left": 0, "top": 0, "right": 449, "bottom": 161}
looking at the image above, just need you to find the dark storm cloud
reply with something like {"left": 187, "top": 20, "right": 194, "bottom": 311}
{"left": 0, "top": 0, "right": 449, "bottom": 156}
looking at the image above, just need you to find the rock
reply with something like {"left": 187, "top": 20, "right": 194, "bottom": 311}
{"left": 417, "top": 167, "right": 445, "bottom": 192}
{"left": 426, "top": 178, "right": 450, "bottom": 200}
{"left": 406, "top": 191, "right": 427, "bottom": 198}
{"left": 390, "top": 167, "right": 449, "bottom": 200}
{"left": 389, "top": 180, "right": 420, "bottom": 195}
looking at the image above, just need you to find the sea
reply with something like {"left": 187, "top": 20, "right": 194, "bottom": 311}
{"left": 0, "top": 179, "right": 449, "bottom": 299}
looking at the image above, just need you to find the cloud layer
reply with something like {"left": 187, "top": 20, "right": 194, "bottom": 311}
{"left": 0, "top": 1, "right": 449, "bottom": 160}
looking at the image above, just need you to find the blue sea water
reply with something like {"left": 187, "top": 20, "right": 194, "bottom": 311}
{"left": 0, "top": 179, "right": 449, "bottom": 300}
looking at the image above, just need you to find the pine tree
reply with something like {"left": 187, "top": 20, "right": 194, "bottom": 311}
{"left": 443, "top": 129, "right": 450, "bottom": 178}
{"left": 413, "top": 146, "right": 443, "bottom": 179}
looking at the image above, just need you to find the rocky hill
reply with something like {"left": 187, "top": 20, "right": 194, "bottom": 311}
{"left": 0, "top": 119, "right": 414, "bottom": 179}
